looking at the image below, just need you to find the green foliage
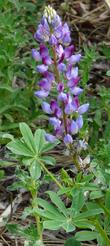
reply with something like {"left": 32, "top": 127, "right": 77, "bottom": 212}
{"left": 7, "top": 123, "right": 59, "bottom": 180}
{"left": 64, "top": 237, "right": 81, "bottom": 246}
{"left": 80, "top": 45, "right": 98, "bottom": 87}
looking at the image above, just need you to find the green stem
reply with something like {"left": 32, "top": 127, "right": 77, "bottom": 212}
{"left": 94, "top": 220, "right": 110, "bottom": 246}
{"left": 52, "top": 46, "right": 61, "bottom": 83}
{"left": 31, "top": 185, "right": 42, "bottom": 241}
{"left": 39, "top": 160, "right": 63, "bottom": 189}
{"left": 72, "top": 154, "right": 81, "bottom": 172}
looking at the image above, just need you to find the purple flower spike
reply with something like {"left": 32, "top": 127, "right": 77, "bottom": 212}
{"left": 37, "top": 64, "right": 48, "bottom": 73}
{"left": 35, "top": 90, "right": 49, "bottom": 98}
{"left": 33, "top": 5, "right": 89, "bottom": 145}
{"left": 68, "top": 54, "right": 81, "bottom": 64}
{"left": 70, "top": 120, "right": 78, "bottom": 134}
{"left": 42, "top": 102, "right": 52, "bottom": 114}
{"left": 78, "top": 103, "right": 89, "bottom": 114}
{"left": 76, "top": 115, "right": 83, "bottom": 129}
{"left": 32, "top": 49, "right": 41, "bottom": 61}
{"left": 49, "top": 117, "right": 61, "bottom": 130}
{"left": 64, "top": 134, "right": 73, "bottom": 144}
{"left": 70, "top": 87, "right": 83, "bottom": 96}
{"left": 45, "top": 133, "right": 57, "bottom": 143}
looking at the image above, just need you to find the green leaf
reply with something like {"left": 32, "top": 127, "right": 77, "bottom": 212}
{"left": 74, "top": 219, "right": 95, "bottom": 230}
{"left": 43, "top": 220, "right": 65, "bottom": 230}
{"left": 74, "top": 209, "right": 103, "bottom": 220}
{"left": 71, "top": 189, "right": 85, "bottom": 214}
{"left": 34, "top": 129, "right": 46, "bottom": 153}
{"left": 19, "top": 123, "right": 36, "bottom": 153}
{"left": 7, "top": 139, "right": 33, "bottom": 157}
{"left": 47, "top": 191, "right": 68, "bottom": 217}
{"left": 40, "top": 156, "right": 56, "bottom": 166}
{"left": 0, "top": 170, "right": 5, "bottom": 179}
{"left": 64, "top": 237, "right": 81, "bottom": 246}
{"left": 29, "top": 160, "right": 41, "bottom": 180}
{"left": 90, "top": 190, "right": 104, "bottom": 199}
{"left": 37, "top": 198, "right": 63, "bottom": 217}
{"left": 106, "top": 70, "right": 110, "bottom": 76}
{"left": 41, "top": 140, "right": 60, "bottom": 153}
{"left": 7, "top": 224, "right": 38, "bottom": 241}
{"left": 75, "top": 231, "right": 98, "bottom": 241}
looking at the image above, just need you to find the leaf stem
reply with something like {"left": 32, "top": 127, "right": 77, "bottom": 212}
{"left": 31, "top": 184, "right": 42, "bottom": 241}
{"left": 94, "top": 220, "right": 110, "bottom": 246}
{"left": 39, "top": 160, "right": 63, "bottom": 189}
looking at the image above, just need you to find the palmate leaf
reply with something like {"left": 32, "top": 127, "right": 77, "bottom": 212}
{"left": 36, "top": 197, "right": 75, "bottom": 233}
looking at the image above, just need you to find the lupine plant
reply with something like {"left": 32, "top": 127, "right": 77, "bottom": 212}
{"left": 6, "top": 5, "right": 110, "bottom": 246}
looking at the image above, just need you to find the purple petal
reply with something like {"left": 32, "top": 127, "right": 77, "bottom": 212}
{"left": 67, "top": 76, "right": 80, "bottom": 88}
{"left": 50, "top": 100, "right": 58, "bottom": 111}
{"left": 64, "top": 134, "right": 73, "bottom": 144}
{"left": 38, "top": 78, "right": 51, "bottom": 91}
{"left": 65, "top": 45, "right": 74, "bottom": 58}
{"left": 43, "top": 71, "right": 55, "bottom": 83}
{"left": 49, "top": 34, "right": 57, "bottom": 45}
{"left": 32, "top": 49, "right": 41, "bottom": 61}
{"left": 49, "top": 117, "right": 61, "bottom": 130}
{"left": 57, "top": 63, "right": 66, "bottom": 72}
{"left": 76, "top": 115, "right": 83, "bottom": 129}
{"left": 58, "top": 92, "right": 67, "bottom": 103}
{"left": 78, "top": 103, "right": 89, "bottom": 114}
{"left": 54, "top": 25, "right": 63, "bottom": 39}
{"left": 70, "top": 87, "right": 83, "bottom": 95}
{"left": 57, "top": 82, "right": 64, "bottom": 92}
{"left": 70, "top": 120, "right": 78, "bottom": 134}
{"left": 45, "top": 133, "right": 57, "bottom": 143}
{"left": 65, "top": 102, "right": 74, "bottom": 115}
{"left": 34, "top": 24, "right": 49, "bottom": 42}
{"left": 35, "top": 90, "right": 49, "bottom": 98}
{"left": 41, "top": 17, "right": 50, "bottom": 32}
{"left": 42, "top": 56, "right": 52, "bottom": 65}
{"left": 68, "top": 54, "right": 81, "bottom": 64}
{"left": 40, "top": 44, "right": 49, "bottom": 57}
{"left": 66, "top": 66, "right": 78, "bottom": 80}
{"left": 52, "top": 15, "right": 62, "bottom": 29}
{"left": 37, "top": 65, "right": 48, "bottom": 73}
{"left": 62, "top": 23, "right": 71, "bottom": 46}
{"left": 56, "top": 45, "right": 64, "bottom": 58}
{"left": 42, "top": 102, "right": 52, "bottom": 114}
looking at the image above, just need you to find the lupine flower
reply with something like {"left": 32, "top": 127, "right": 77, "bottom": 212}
{"left": 64, "top": 134, "right": 73, "bottom": 144}
{"left": 32, "top": 5, "right": 89, "bottom": 145}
